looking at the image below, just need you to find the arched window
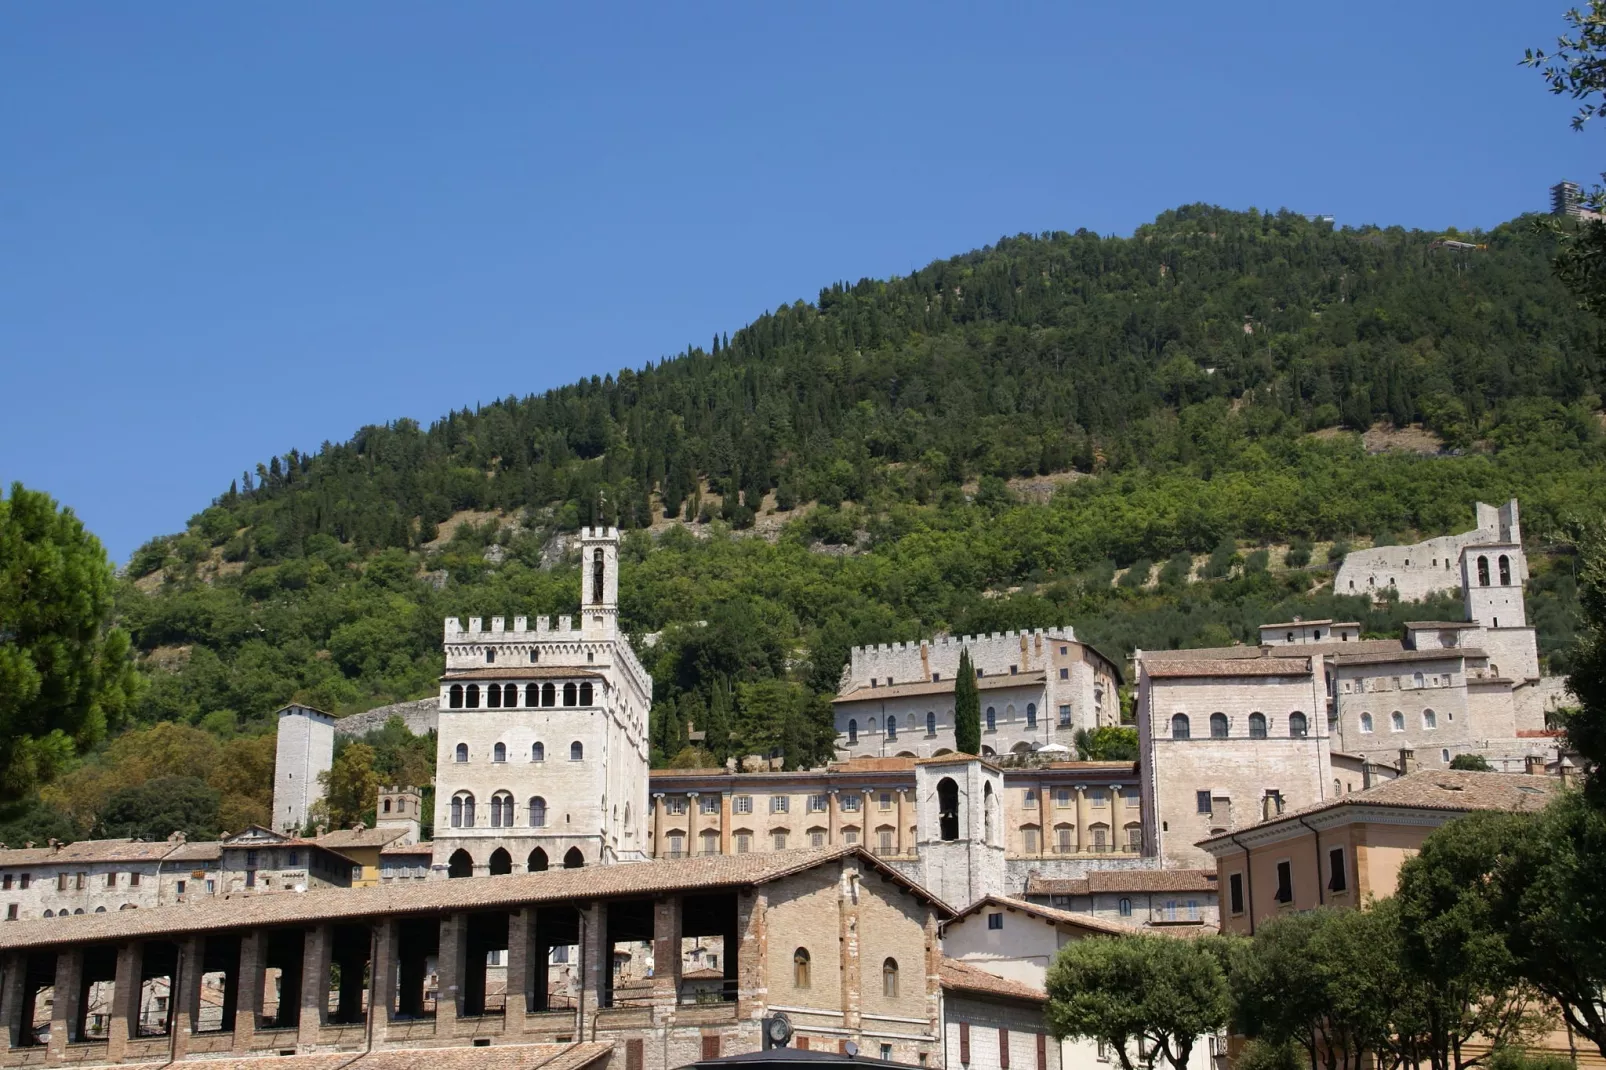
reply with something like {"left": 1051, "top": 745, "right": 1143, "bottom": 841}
{"left": 1210, "top": 713, "right": 1228, "bottom": 739}
{"left": 42, "top": 909, "right": 52, "bottom": 918}
{"left": 848, "top": 719, "right": 858, "bottom": 744}
{"left": 451, "top": 792, "right": 475, "bottom": 828}
{"left": 938, "top": 777, "right": 960, "bottom": 841}
{"left": 1026, "top": 703, "right": 1037, "bottom": 728}
{"left": 541, "top": 682, "right": 556, "bottom": 707}
{"left": 1423, "top": 709, "right": 1437, "bottom": 730}
{"left": 1289, "top": 712, "right": 1308, "bottom": 739}
{"left": 1499, "top": 554, "right": 1511, "bottom": 585}
{"left": 1118, "top": 898, "right": 1132, "bottom": 917}
{"left": 455, "top": 743, "right": 469, "bottom": 763}
{"left": 491, "top": 792, "right": 514, "bottom": 827}
{"left": 926, "top": 712, "right": 936, "bottom": 736}
{"left": 383, "top": 799, "right": 392, "bottom": 814}
{"left": 1442, "top": 748, "right": 1451, "bottom": 764}
{"left": 1171, "top": 714, "right": 1190, "bottom": 740}
{"left": 448, "top": 849, "right": 473, "bottom": 878}
{"left": 1335, "top": 779, "right": 1343, "bottom": 796}
{"left": 593, "top": 547, "right": 606, "bottom": 604}
{"left": 1360, "top": 712, "right": 1374, "bottom": 733}
{"left": 504, "top": 683, "right": 518, "bottom": 707}
{"left": 486, "top": 648, "right": 496, "bottom": 664}
{"left": 563, "top": 847, "right": 584, "bottom": 869}
{"left": 1391, "top": 711, "right": 1405, "bottom": 732}
{"left": 886, "top": 718, "right": 897, "bottom": 741}
{"left": 532, "top": 742, "right": 545, "bottom": 762}
{"left": 488, "top": 682, "right": 502, "bottom": 708}
{"left": 563, "top": 682, "right": 578, "bottom": 706}
{"left": 1413, "top": 672, "right": 1425, "bottom": 689}
{"left": 985, "top": 707, "right": 996, "bottom": 731}
{"left": 493, "top": 742, "right": 507, "bottom": 763}
{"left": 882, "top": 958, "right": 899, "bottom": 998}
{"left": 488, "top": 848, "right": 512, "bottom": 876}
{"left": 1248, "top": 713, "right": 1267, "bottom": 739}
{"left": 449, "top": 685, "right": 464, "bottom": 709}
{"left": 1478, "top": 555, "right": 1490, "bottom": 586}
{"left": 570, "top": 741, "right": 584, "bottom": 761}
{"left": 794, "top": 948, "right": 811, "bottom": 988}
{"left": 525, "top": 683, "right": 540, "bottom": 707}
{"left": 466, "top": 684, "right": 481, "bottom": 709}
{"left": 527, "top": 848, "right": 548, "bottom": 873}
{"left": 868, "top": 717, "right": 877, "bottom": 735}
{"left": 529, "top": 796, "right": 547, "bottom": 827}
{"left": 579, "top": 682, "right": 594, "bottom": 705}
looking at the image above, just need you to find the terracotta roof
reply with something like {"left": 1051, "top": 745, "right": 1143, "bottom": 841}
{"left": 0, "top": 839, "right": 183, "bottom": 866}
{"left": 318, "top": 827, "right": 410, "bottom": 851}
{"left": 1404, "top": 621, "right": 1479, "bottom": 630}
{"left": 0, "top": 847, "right": 952, "bottom": 951}
{"left": 946, "top": 894, "right": 1174, "bottom": 938}
{"left": 441, "top": 667, "right": 603, "bottom": 681}
{"left": 1260, "top": 619, "right": 1337, "bottom": 629}
{"left": 62, "top": 1043, "right": 616, "bottom": 1070}
{"left": 1331, "top": 648, "right": 1482, "bottom": 666}
{"left": 1197, "top": 770, "right": 1562, "bottom": 850}
{"left": 940, "top": 958, "right": 1046, "bottom": 1003}
{"left": 1144, "top": 657, "right": 1312, "bottom": 679}
{"left": 1025, "top": 869, "right": 1217, "bottom": 897}
{"left": 166, "top": 842, "right": 223, "bottom": 862}
{"left": 380, "top": 841, "right": 434, "bottom": 856}
{"left": 836, "top": 672, "right": 1047, "bottom": 703}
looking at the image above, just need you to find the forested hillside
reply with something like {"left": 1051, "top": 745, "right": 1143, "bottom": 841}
{"left": 18, "top": 204, "right": 1605, "bottom": 841}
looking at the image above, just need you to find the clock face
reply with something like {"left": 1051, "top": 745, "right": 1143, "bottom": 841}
{"left": 767, "top": 1016, "right": 791, "bottom": 1044}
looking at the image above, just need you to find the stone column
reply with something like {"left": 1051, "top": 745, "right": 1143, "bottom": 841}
{"left": 862, "top": 790, "right": 874, "bottom": 848}
{"left": 577, "top": 903, "right": 606, "bottom": 1013}
{"left": 171, "top": 935, "right": 203, "bottom": 1059}
{"left": 651, "top": 794, "right": 665, "bottom": 858}
{"left": 838, "top": 860, "right": 861, "bottom": 1034}
{"left": 2, "top": 952, "right": 29, "bottom": 1050}
{"left": 651, "top": 896, "right": 682, "bottom": 1018}
{"left": 685, "top": 794, "right": 699, "bottom": 858}
{"left": 436, "top": 914, "right": 463, "bottom": 1032}
{"left": 720, "top": 791, "right": 733, "bottom": 855}
{"left": 106, "top": 943, "right": 141, "bottom": 1061}
{"left": 231, "top": 932, "right": 262, "bottom": 1054}
{"left": 896, "top": 789, "right": 910, "bottom": 856}
{"left": 736, "top": 890, "right": 768, "bottom": 1020}
{"left": 828, "top": 789, "right": 840, "bottom": 845}
{"left": 47, "top": 948, "right": 83, "bottom": 1059}
{"left": 1075, "top": 786, "right": 1089, "bottom": 853}
{"left": 504, "top": 909, "right": 528, "bottom": 1035}
{"left": 297, "top": 926, "right": 328, "bottom": 1048}
{"left": 369, "top": 921, "right": 394, "bottom": 1045}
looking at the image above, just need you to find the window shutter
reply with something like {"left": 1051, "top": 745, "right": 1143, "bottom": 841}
{"left": 626, "top": 1040, "right": 644, "bottom": 1070}
{"left": 1000, "top": 1028, "right": 1011, "bottom": 1069}
{"left": 1037, "top": 1033, "right": 1047, "bottom": 1070}
{"left": 702, "top": 1036, "right": 721, "bottom": 1061}
{"left": 959, "top": 1023, "right": 971, "bottom": 1065}
{"left": 798, "top": 1038, "right": 809, "bottom": 1051}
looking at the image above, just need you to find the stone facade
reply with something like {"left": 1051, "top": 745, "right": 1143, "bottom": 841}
{"left": 834, "top": 629, "right": 1120, "bottom": 762}
{"left": 272, "top": 705, "right": 335, "bottom": 835}
{"left": 1334, "top": 499, "right": 1521, "bottom": 603}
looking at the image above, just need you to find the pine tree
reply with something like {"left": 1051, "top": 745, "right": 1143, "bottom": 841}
{"left": 954, "top": 649, "right": 981, "bottom": 755}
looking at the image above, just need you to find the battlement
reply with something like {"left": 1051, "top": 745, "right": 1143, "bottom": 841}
{"left": 848, "top": 626, "right": 1076, "bottom": 658}
{"left": 444, "top": 614, "right": 579, "bottom": 639}
{"left": 579, "top": 525, "right": 621, "bottom": 540}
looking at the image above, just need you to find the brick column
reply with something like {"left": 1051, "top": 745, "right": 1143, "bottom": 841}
{"left": 736, "top": 890, "right": 767, "bottom": 1020}
{"left": 231, "top": 932, "right": 262, "bottom": 1054}
{"left": 2, "top": 952, "right": 29, "bottom": 1050}
{"left": 297, "top": 926, "right": 328, "bottom": 1048}
{"left": 685, "top": 794, "right": 699, "bottom": 858}
{"left": 369, "top": 921, "right": 394, "bottom": 1045}
{"left": 47, "top": 947, "right": 83, "bottom": 1059}
{"left": 651, "top": 896, "right": 682, "bottom": 1017}
{"left": 1075, "top": 786, "right": 1089, "bottom": 852}
{"left": 436, "top": 914, "right": 463, "bottom": 1031}
{"left": 171, "top": 935, "right": 203, "bottom": 1059}
{"left": 105, "top": 943, "right": 141, "bottom": 1061}
{"left": 651, "top": 794, "right": 665, "bottom": 857}
{"left": 578, "top": 903, "right": 606, "bottom": 1012}
{"left": 838, "top": 859, "right": 861, "bottom": 1035}
{"left": 1037, "top": 781, "right": 1049, "bottom": 857}
{"left": 504, "top": 909, "right": 528, "bottom": 1035}
{"left": 720, "top": 791, "right": 733, "bottom": 855}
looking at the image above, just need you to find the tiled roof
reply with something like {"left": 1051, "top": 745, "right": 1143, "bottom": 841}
{"left": 441, "top": 667, "right": 603, "bottom": 681}
{"left": 318, "top": 827, "right": 410, "bottom": 851}
{"left": 1404, "top": 621, "right": 1479, "bottom": 629}
{"left": 0, "top": 839, "right": 183, "bottom": 867}
{"left": 0, "top": 847, "right": 952, "bottom": 951}
{"left": 1197, "top": 770, "right": 1562, "bottom": 850}
{"left": 166, "top": 842, "right": 224, "bottom": 862}
{"left": 380, "top": 841, "right": 434, "bottom": 856}
{"left": 946, "top": 894, "right": 1174, "bottom": 938}
{"left": 1260, "top": 619, "right": 1337, "bottom": 629}
{"left": 939, "top": 958, "right": 1046, "bottom": 1003}
{"left": 1331, "top": 647, "right": 1483, "bottom": 666}
{"left": 60, "top": 1043, "right": 614, "bottom": 1070}
{"left": 1144, "top": 657, "right": 1312, "bottom": 679}
{"left": 1025, "top": 869, "right": 1217, "bottom": 897}
{"left": 836, "top": 672, "right": 1047, "bottom": 703}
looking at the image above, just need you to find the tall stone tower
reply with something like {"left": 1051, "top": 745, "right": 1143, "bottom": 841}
{"left": 913, "top": 755, "right": 1006, "bottom": 910}
{"left": 1459, "top": 500, "right": 1538, "bottom": 680}
{"left": 272, "top": 705, "right": 335, "bottom": 834}
{"left": 432, "top": 526, "right": 653, "bottom": 875}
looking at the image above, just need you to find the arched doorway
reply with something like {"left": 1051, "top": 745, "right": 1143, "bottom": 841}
{"left": 447, "top": 849, "right": 474, "bottom": 879}
{"left": 488, "top": 848, "right": 512, "bottom": 876}
{"left": 563, "top": 847, "right": 585, "bottom": 869}
{"left": 937, "top": 777, "right": 960, "bottom": 841}
{"left": 527, "top": 848, "right": 549, "bottom": 872}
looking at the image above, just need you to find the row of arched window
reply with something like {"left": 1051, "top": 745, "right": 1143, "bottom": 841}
{"left": 455, "top": 741, "right": 582, "bottom": 763}
{"left": 847, "top": 712, "right": 940, "bottom": 744}
{"left": 445, "top": 845, "right": 582, "bottom": 877}
{"left": 792, "top": 948, "right": 899, "bottom": 995}
{"left": 447, "top": 681, "right": 594, "bottom": 709}
{"left": 43, "top": 904, "right": 135, "bottom": 916}
{"left": 1358, "top": 709, "right": 1437, "bottom": 733}
{"left": 1475, "top": 554, "right": 1512, "bottom": 587}
{"left": 450, "top": 792, "right": 549, "bottom": 828}
{"left": 1172, "top": 711, "right": 1308, "bottom": 740}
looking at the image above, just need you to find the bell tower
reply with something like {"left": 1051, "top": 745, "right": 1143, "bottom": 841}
{"left": 580, "top": 526, "right": 620, "bottom": 640}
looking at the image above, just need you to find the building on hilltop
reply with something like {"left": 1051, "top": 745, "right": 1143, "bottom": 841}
{"left": 1551, "top": 179, "right": 1604, "bottom": 221}
{"left": 431, "top": 526, "right": 654, "bottom": 876}
{"left": 832, "top": 628, "right": 1121, "bottom": 761}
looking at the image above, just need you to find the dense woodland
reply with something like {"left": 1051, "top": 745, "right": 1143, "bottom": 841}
{"left": 8, "top": 204, "right": 1606, "bottom": 840}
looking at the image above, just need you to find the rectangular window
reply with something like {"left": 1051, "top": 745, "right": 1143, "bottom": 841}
{"left": 735, "top": 833, "right": 752, "bottom": 854}
{"left": 843, "top": 828, "right": 859, "bottom": 845}
{"left": 879, "top": 829, "right": 894, "bottom": 852}
{"left": 1, "top": 875, "right": 10, "bottom": 891}
{"left": 178, "top": 879, "right": 189, "bottom": 894}
{"left": 1059, "top": 705, "right": 1072, "bottom": 726}
{"left": 1024, "top": 789, "right": 1038, "bottom": 806}
{"left": 57, "top": 872, "right": 68, "bottom": 892}
{"left": 772, "top": 831, "right": 787, "bottom": 851}
{"left": 1023, "top": 828, "right": 1040, "bottom": 853}
{"left": 1059, "top": 668, "right": 1069, "bottom": 680}
{"left": 1275, "top": 860, "right": 1293, "bottom": 903}
{"left": 246, "top": 850, "right": 258, "bottom": 867}
{"left": 20, "top": 874, "right": 29, "bottom": 890}
{"left": 1328, "top": 847, "right": 1348, "bottom": 893}
{"left": 75, "top": 872, "right": 86, "bottom": 890}
{"left": 841, "top": 795, "right": 861, "bottom": 812}
{"left": 1037, "top": 1034, "right": 1048, "bottom": 1070}
{"left": 960, "top": 1023, "right": 971, "bottom": 1066}
{"left": 129, "top": 872, "right": 140, "bottom": 887}
{"left": 666, "top": 798, "right": 687, "bottom": 816}
{"left": 882, "top": 1046, "right": 894, "bottom": 1063}
{"left": 702, "top": 1036, "right": 721, "bottom": 1061}
{"left": 701, "top": 795, "right": 720, "bottom": 814}
{"left": 5, "top": 904, "right": 15, "bottom": 920}
{"left": 1090, "top": 790, "right": 1107, "bottom": 808}
{"left": 734, "top": 796, "right": 753, "bottom": 815}
{"left": 1055, "top": 788, "right": 1072, "bottom": 808}
{"left": 1123, "top": 788, "right": 1140, "bottom": 807}
{"left": 1051, "top": 895, "right": 1072, "bottom": 908}
{"left": 987, "top": 912, "right": 1003, "bottom": 930}
{"left": 1196, "top": 790, "right": 1212, "bottom": 814}
{"left": 770, "top": 796, "right": 789, "bottom": 814}
{"left": 809, "top": 794, "right": 829, "bottom": 813}
{"left": 626, "top": 1039, "right": 644, "bottom": 1070}
{"left": 1229, "top": 873, "right": 1244, "bottom": 915}
{"left": 1097, "top": 1041, "right": 1110, "bottom": 1064}
{"left": 1010, "top": 665, "right": 1018, "bottom": 675}
{"left": 810, "top": 830, "right": 825, "bottom": 847}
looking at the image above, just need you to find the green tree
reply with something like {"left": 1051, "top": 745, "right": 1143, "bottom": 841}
{"left": 1046, "top": 934, "right": 1232, "bottom": 1070}
{"left": 98, "top": 775, "right": 221, "bottom": 841}
{"left": 0, "top": 484, "right": 140, "bottom": 799}
{"left": 1564, "top": 527, "right": 1606, "bottom": 802}
{"left": 1448, "top": 753, "right": 1493, "bottom": 771}
{"left": 702, "top": 679, "right": 732, "bottom": 762}
{"left": 1075, "top": 726, "right": 1139, "bottom": 761}
{"left": 316, "top": 741, "right": 380, "bottom": 829}
{"left": 954, "top": 649, "right": 981, "bottom": 755}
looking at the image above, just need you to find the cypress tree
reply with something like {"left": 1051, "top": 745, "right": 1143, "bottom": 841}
{"left": 954, "top": 649, "right": 981, "bottom": 755}
{"left": 702, "top": 680, "right": 732, "bottom": 762}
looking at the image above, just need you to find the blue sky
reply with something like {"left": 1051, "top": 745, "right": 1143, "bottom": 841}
{"left": 1, "top": 1, "right": 1598, "bottom": 562}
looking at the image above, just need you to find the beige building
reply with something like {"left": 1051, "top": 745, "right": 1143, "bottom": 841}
{"left": 939, "top": 957, "right": 1060, "bottom": 1070}
{"left": 1022, "top": 869, "right": 1219, "bottom": 930}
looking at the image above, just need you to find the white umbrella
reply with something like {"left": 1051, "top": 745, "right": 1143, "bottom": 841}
{"left": 1035, "top": 743, "right": 1072, "bottom": 754}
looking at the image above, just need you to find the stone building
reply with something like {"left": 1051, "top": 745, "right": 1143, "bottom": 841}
{"left": 1021, "top": 869, "right": 1219, "bottom": 930}
{"left": 272, "top": 705, "right": 335, "bottom": 835}
{"left": 431, "top": 526, "right": 655, "bottom": 876}
{"left": 0, "top": 848, "right": 949, "bottom": 1070}
{"left": 833, "top": 629, "right": 1121, "bottom": 762}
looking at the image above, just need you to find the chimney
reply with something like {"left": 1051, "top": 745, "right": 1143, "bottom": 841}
{"left": 1524, "top": 754, "right": 1545, "bottom": 777}
{"left": 1398, "top": 749, "right": 1417, "bottom": 775}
